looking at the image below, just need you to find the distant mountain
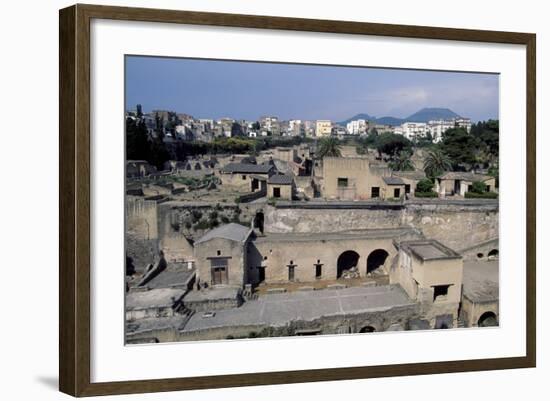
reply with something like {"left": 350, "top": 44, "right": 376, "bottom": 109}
{"left": 337, "top": 107, "right": 462, "bottom": 127}
{"left": 374, "top": 116, "right": 405, "bottom": 126}
{"left": 405, "top": 107, "right": 461, "bottom": 123}
{"left": 336, "top": 113, "right": 375, "bottom": 126}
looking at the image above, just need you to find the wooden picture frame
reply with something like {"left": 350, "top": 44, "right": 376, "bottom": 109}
{"left": 59, "top": 3, "right": 536, "bottom": 397}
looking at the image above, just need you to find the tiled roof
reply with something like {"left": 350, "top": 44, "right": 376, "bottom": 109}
{"left": 221, "top": 163, "right": 273, "bottom": 174}
{"left": 383, "top": 176, "right": 405, "bottom": 185}
{"left": 392, "top": 170, "right": 426, "bottom": 180}
{"left": 268, "top": 174, "right": 294, "bottom": 185}
{"left": 439, "top": 172, "right": 493, "bottom": 182}
{"left": 195, "top": 223, "right": 252, "bottom": 245}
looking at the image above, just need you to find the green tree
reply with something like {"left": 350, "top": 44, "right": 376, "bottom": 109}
{"left": 470, "top": 181, "right": 487, "bottom": 194}
{"left": 389, "top": 151, "right": 414, "bottom": 171}
{"left": 375, "top": 132, "right": 412, "bottom": 157}
{"left": 439, "top": 128, "right": 479, "bottom": 168}
{"left": 317, "top": 136, "right": 342, "bottom": 158}
{"left": 126, "top": 117, "right": 150, "bottom": 161}
{"left": 423, "top": 149, "right": 452, "bottom": 178}
{"left": 416, "top": 178, "right": 434, "bottom": 193}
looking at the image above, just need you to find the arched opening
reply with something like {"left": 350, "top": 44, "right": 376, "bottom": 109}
{"left": 478, "top": 312, "right": 498, "bottom": 327}
{"left": 337, "top": 250, "right": 360, "bottom": 278}
{"left": 254, "top": 211, "right": 264, "bottom": 234}
{"left": 359, "top": 326, "right": 376, "bottom": 333}
{"left": 488, "top": 249, "right": 499, "bottom": 260}
{"left": 366, "top": 249, "right": 389, "bottom": 274}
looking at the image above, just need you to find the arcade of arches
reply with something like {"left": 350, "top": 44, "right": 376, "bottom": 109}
{"left": 336, "top": 249, "right": 390, "bottom": 278}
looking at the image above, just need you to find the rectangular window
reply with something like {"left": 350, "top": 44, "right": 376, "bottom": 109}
{"left": 433, "top": 284, "right": 451, "bottom": 301}
{"left": 315, "top": 264, "right": 322, "bottom": 278}
{"left": 405, "top": 184, "right": 411, "bottom": 194}
{"left": 273, "top": 187, "right": 281, "bottom": 198}
{"left": 337, "top": 177, "right": 348, "bottom": 187}
{"left": 288, "top": 265, "right": 295, "bottom": 281}
{"left": 394, "top": 188, "right": 400, "bottom": 198}
{"left": 242, "top": 175, "right": 247, "bottom": 180}
{"left": 371, "top": 187, "right": 380, "bottom": 198}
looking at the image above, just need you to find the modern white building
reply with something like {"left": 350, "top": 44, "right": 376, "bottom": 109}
{"left": 288, "top": 119, "right": 304, "bottom": 136}
{"left": 346, "top": 119, "right": 368, "bottom": 135}
{"left": 427, "top": 118, "right": 472, "bottom": 142}
{"left": 397, "top": 122, "right": 428, "bottom": 141}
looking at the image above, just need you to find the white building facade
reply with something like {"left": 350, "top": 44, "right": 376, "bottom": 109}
{"left": 346, "top": 119, "right": 368, "bottom": 135}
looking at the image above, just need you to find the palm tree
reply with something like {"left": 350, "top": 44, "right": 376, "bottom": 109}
{"left": 389, "top": 151, "right": 414, "bottom": 171}
{"left": 316, "top": 136, "right": 342, "bottom": 158}
{"left": 423, "top": 149, "right": 452, "bottom": 178}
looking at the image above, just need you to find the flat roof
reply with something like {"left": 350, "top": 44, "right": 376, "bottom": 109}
{"left": 145, "top": 268, "right": 195, "bottom": 290}
{"left": 126, "top": 288, "right": 186, "bottom": 310}
{"left": 462, "top": 260, "right": 499, "bottom": 303}
{"left": 181, "top": 284, "right": 414, "bottom": 332}
{"left": 184, "top": 286, "right": 240, "bottom": 303}
{"left": 398, "top": 239, "right": 461, "bottom": 261}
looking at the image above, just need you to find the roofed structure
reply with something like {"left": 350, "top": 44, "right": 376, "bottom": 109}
{"left": 397, "top": 239, "right": 462, "bottom": 261}
{"left": 268, "top": 174, "right": 294, "bottom": 185}
{"left": 438, "top": 172, "right": 493, "bottom": 182}
{"left": 195, "top": 223, "right": 252, "bottom": 245}
{"left": 220, "top": 163, "right": 273, "bottom": 174}
{"left": 383, "top": 176, "right": 405, "bottom": 185}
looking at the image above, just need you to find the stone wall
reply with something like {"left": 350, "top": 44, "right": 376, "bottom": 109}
{"left": 265, "top": 200, "right": 498, "bottom": 251}
{"left": 126, "top": 197, "right": 160, "bottom": 271}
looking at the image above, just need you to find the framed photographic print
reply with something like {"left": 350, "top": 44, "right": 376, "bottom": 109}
{"left": 59, "top": 4, "right": 536, "bottom": 397}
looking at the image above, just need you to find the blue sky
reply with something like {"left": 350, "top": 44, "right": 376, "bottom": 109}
{"left": 125, "top": 56, "right": 499, "bottom": 122}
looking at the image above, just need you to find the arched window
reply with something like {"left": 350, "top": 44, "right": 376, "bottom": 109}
{"left": 478, "top": 311, "right": 498, "bottom": 327}
{"left": 367, "top": 249, "right": 389, "bottom": 273}
{"left": 337, "top": 251, "right": 360, "bottom": 278}
{"left": 359, "top": 326, "right": 376, "bottom": 333}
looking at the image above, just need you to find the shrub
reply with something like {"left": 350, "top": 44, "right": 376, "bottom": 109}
{"left": 471, "top": 181, "right": 487, "bottom": 194}
{"left": 221, "top": 215, "right": 230, "bottom": 224}
{"left": 414, "top": 191, "right": 438, "bottom": 198}
{"left": 191, "top": 210, "right": 202, "bottom": 223}
{"left": 193, "top": 220, "right": 210, "bottom": 230}
{"left": 465, "top": 191, "right": 498, "bottom": 199}
{"left": 416, "top": 178, "right": 434, "bottom": 193}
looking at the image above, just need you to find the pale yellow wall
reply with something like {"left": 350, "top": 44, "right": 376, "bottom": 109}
{"left": 220, "top": 172, "right": 270, "bottom": 192}
{"left": 249, "top": 237, "right": 396, "bottom": 284}
{"left": 322, "top": 157, "right": 394, "bottom": 200}
{"left": 390, "top": 248, "right": 463, "bottom": 327}
{"left": 268, "top": 183, "right": 293, "bottom": 200}
{"left": 194, "top": 237, "right": 248, "bottom": 287}
{"left": 461, "top": 297, "right": 499, "bottom": 327}
{"left": 274, "top": 148, "right": 296, "bottom": 163}
{"left": 316, "top": 120, "right": 332, "bottom": 137}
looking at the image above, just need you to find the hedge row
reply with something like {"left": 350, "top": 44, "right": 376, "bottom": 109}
{"left": 414, "top": 191, "right": 438, "bottom": 198}
{"left": 464, "top": 191, "right": 498, "bottom": 199}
